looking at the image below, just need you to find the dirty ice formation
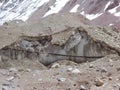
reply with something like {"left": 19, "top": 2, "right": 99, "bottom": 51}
{"left": 0, "top": 13, "right": 120, "bottom": 65}
{"left": 0, "top": 26, "right": 119, "bottom": 65}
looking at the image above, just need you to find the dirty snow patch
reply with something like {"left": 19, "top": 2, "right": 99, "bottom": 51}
{"left": 80, "top": 11, "right": 103, "bottom": 20}
{"left": 108, "top": 4, "right": 120, "bottom": 17}
{"left": 108, "top": 4, "right": 120, "bottom": 14}
{"left": 108, "top": 7, "right": 118, "bottom": 14}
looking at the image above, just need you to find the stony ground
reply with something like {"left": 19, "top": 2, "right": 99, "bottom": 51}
{"left": 0, "top": 54, "right": 120, "bottom": 90}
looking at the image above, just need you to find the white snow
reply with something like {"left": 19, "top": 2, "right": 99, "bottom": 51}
{"left": 0, "top": 0, "right": 49, "bottom": 25}
{"left": 108, "top": 6, "right": 118, "bottom": 14}
{"left": 80, "top": 11, "right": 103, "bottom": 20}
{"left": 44, "top": 0, "right": 70, "bottom": 17}
{"left": 104, "top": 1, "right": 111, "bottom": 11}
{"left": 109, "top": 23, "right": 114, "bottom": 26}
{"left": 108, "top": 4, "right": 120, "bottom": 17}
{"left": 70, "top": 4, "right": 80, "bottom": 13}
{"left": 114, "top": 12, "right": 120, "bottom": 16}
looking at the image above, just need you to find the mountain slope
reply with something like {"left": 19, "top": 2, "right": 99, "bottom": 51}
{"left": 0, "top": 0, "right": 120, "bottom": 29}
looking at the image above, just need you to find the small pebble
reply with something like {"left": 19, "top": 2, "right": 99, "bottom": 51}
{"left": 9, "top": 68, "right": 17, "bottom": 72}
{"left": 18, "top": 69, "right": 24, "bottom": 72}
{"left": 58, "top": 78, "right": 66, "bottom": 82}
{"left": 116, "top": 67, "right": 120, "bottom": 71}
{"left": 51, "top": 63, "right": 60, "bottom": 68}
{"left": 108, "top": 59, "right": 113, "bottom": 62}
{"left": 101, "top": 67, "right": 107, "bottom": 73}
{"left": 110, "top": 63, "right": 113, "bottom": 67}
{"left": 38, "top": 78, "right": 42, "bottom": 81}
{"left": 67, "top": 67, "right": 73, "bottom": 72}
{"left": 33, "top": 87, "right": 37, "bottom": 89}
{"left": 80, "top": 85, "right": 86, "bottom": 90}
{"left": 95, "top": 78, "right": 104, "bottom": 87}
{"left": 6, "top": 76, "right": 15, "bottom": 81}
{"left": 26, "top": 69, "right": 31, "bottom": 72}
{"left": 89, "top": 64, "right": 94, "bottom": 68}
{"left": 26, "top": 47, "right": 35, "bottom": 52}
{"left": 2, "top": 84, "right": 10, "bottom": 90}
{"left": 66, "top": 88, "right": 71, "bottom": 90}
{"left": 109, "top": 77, "right": 112, "bottom": 80}
{"left": 0, "top": 55, "right": 2, "bottom": 62}
{"left": 71, "top": 69, "right": 81, "bottom": 74}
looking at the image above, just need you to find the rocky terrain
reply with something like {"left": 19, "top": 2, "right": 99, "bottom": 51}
{"left": 0, "top": 13, "right": 119, "bottom": 90}
{"left": 0, "top": 54, "right": 120, "bottom": 90}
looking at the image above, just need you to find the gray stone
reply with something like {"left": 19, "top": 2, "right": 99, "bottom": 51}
{"left": 67, "top": 67, "right": 73, "bottom": 72}
{"left": 20, "top": 40, "right": 32, "bottom": 48}
{"left": 101, "top": 67, "right": 107, "bottom": 73}
{"left": 71, "top": 69, "right": 81, "bottom": 74}
{"left": 26, "top": 47, "right": 35, "bottom": 52}
{"left": 95, "top": 78, "right": 104, "bottom": 87}
{"left": 89, "top": 64, "right": 94, "bottom": 68}
{"left": 58, "top": 77, "right": 66, "bottom": 82}
{"left": 80, "top": 85, "right": 86, "bottom": 90}
{"left": 6, "top": 76, "right": 15, "bottom": 81}
{"left": 9, "top": 68, "right": 17, "bottom": 72}
{"left": 51, "top": 63, "right": 60, "bottom": 68}
{"left": 2, "top": 84, "right": 10, "bottom": 90}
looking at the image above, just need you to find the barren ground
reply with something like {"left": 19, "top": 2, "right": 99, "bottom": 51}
{"left": 0, "top": 54, "right": 120, "bottom": 90}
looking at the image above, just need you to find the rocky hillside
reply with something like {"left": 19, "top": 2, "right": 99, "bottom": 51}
{"left": 0, "top": 0, "right": 120, "bottom": 29}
